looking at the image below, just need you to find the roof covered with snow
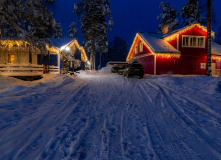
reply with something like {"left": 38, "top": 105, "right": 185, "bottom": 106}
{"left": 50, "top": 38, "right": 76, "bottom": 49}
{"left": 163, "top": 23, "right": 215, "bottom": 38}
{"left": 139, "top": 33, "right": 180, "bottom": 53}
{"left": 212, "top": 42, "right": 221, "bottom": 56}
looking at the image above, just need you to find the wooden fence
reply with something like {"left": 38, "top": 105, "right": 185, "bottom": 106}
{"left": 0, "top": 64, "right": 43, "bottom": 76}
{"left": 49, "top": 65, "right": 60, "bottom": 74}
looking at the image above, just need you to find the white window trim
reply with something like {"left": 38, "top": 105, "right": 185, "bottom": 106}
{"left": 135, "top": 45, "right": 138, "bottom": 54}
{"left": 182, "top": 35, "right": 205, "bottom": 48}
{"left": 140, "top": 42, "right": 143, "bottom": 53}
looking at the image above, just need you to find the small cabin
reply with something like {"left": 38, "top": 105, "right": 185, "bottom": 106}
{"left": 0, "top": 39, "right": 60, "bottom": 79}
{"left": 51, "top": 38, "right": 88, "bottom": 73}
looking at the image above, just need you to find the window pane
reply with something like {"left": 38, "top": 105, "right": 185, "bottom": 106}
{"left": 184, "top": 37, "right": 189, "bottom": 46}
{"left": 192, "top": 37, "right": 196, "bottom": 46}
{"left": 198, "top": 38, "right": 204, "bottom": 47}
{"left": 135, "top": 45, "right": 138, "bottom": 54}
{"left": 140, "top": 43, "right": 143, "bottom": 52}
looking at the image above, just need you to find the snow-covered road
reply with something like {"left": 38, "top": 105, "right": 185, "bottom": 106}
{"left": 0, "top": 68, "right": 221, "bottom": 160}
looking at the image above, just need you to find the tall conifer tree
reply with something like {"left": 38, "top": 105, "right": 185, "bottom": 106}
{"left": 53, "top": 22, "right": 62, "bottom": 38}
{"left": 69, "top": 22, "right": 78, "bottom": 38}
{"left": 74, "top": 0, "right": 113, "bottom": 70}
{"left": 0, "top": 0, "right": 55, "bottom": 47}
{"left": 157, "top": 2, "right": 179, "bottom": 33}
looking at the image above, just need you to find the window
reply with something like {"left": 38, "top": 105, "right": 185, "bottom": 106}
{"left": 9, "top": 55, "right": 15, "bottom": 64}
{"left": 182, "top": 36, "right": 205, "bottom": 48}
{"left": 190, "top": 37, "right": 197, "bottom": 46}
{"left": 198, "top": 38, "right": 204, "bottom": 47}
{"left": 201, "top": 63, "right": 206, "bottom": 69}
{"left": 140, "top": 42, "right": 143, "bottom": 52}
{"left": 135, "top": 45, "right": 138, "bottom": 54}
{"left": 183, "top": 37, "right": 189, "bottom": 47}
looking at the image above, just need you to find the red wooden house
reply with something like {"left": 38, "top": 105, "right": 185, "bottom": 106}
{"left": 126, "top": 23, "right": 221, "bottom": 75}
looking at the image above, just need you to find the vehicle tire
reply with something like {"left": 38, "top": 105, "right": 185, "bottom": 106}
{"left": 140, "top": 75, "right": 143, "bottom": 78}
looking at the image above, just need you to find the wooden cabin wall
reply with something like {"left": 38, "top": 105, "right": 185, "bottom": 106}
{"left": 0, "top": 46, "right": 40, "bottom": 64}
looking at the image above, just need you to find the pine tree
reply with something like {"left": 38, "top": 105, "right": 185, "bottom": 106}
{"left": 53, "top": 22, "right": 62, "bottom": 38}
{"left": 69, "top": 22, "right": 78, "bottom": 38}
{"left": 0, "top": 0, "right": 55, "bottom": 47}
{"left": 157, "top": 2, "right": 179, "bottom": 33}
{"left": 74, "top": 0, "right": 113, "bottom": 70}
{"left": 180, "top": 0, "right": 203, "bottom": 26}
{"left": 108, "top": 36, "right": 128, "bottom": 62}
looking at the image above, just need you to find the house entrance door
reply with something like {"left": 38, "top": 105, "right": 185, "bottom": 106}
{"left": 212, "top": 63, "right": 216, "bottom": 75}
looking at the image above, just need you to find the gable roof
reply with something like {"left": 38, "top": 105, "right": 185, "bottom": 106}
{"left": 139, "top": 32, "right": 180, "bottom": 53}
{"left": 50, "top": 38, "right": 88, "bottom": 62}
{"left": 212, "top": 42, "right": 221, "bottom": 56}
{"left": 163, "top": 23, "right": 215, "bottom": 39}
{"left": 50, "top": 38, "right": 75, "bottom": 49}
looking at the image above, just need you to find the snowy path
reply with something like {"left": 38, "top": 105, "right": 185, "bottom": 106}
{"left": 0, "top": 71, "right": 221, "bottom": 160}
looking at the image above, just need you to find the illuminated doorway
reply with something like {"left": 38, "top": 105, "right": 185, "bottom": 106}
{"left": 9, "top": 55, "right": 15, "bottom": 64}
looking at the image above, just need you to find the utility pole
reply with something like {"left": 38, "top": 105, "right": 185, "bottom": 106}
{"left": 207, "top": 0, "right": 212, "bottom": 76}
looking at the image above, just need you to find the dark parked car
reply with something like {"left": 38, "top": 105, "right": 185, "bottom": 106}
{"left": 117, "top": 65, "right": 127, "bottom": 75}
{"left": 123, "top": 62, "right": 144, "bottom": 78}
{"left": 111, "top": 65, "right": 120, "bottom": 73}
{"left": 110, "top": 62, "right": 128, "bottom": 73}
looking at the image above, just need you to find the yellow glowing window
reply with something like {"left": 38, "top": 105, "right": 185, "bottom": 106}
{"left": 198, "top": 38, "right": 204, "bottom": 47}
{"left": 135, "top": 45, "right": 138, "bottom": 54}
{"left": 182, "top": 36, "right": 205, "bottom": 48}
{"left": 140, "top": 42, "right": 143, "bottom": 52}
{"left": 9, "top": 55, "right": 15, "bottom": 64}
{"left": 190, "top": 37, "right": 197, "bottom": 46}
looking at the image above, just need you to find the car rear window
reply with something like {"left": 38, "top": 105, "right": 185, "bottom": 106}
{"left": 130, "top": 64, "right": 143, "bottom": 67}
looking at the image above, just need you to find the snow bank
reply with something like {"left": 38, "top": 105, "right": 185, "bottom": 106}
{"left": 5, "top": 85, "right": 27, "bottom": 92}
{"left": 98, "top": 65, "right": 112, "bottom": 73}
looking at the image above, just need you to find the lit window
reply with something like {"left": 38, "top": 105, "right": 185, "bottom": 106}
{"left": 182, "top": 36, "right": 205, "bottom": 48}
{"left": 9, "top": 55, "right": 15, "bottom": 64}
{"left": 183, "top": 37, "right": 189, "bottom": 47}
{"left": 135, "top": 45, "right": 138, "bottom": 54}
{"left": 190, "top": 37, "right": 197, "bottom": 46}
{"left": 198, "top": 38, "right": 204, "bottom": 47}
{"left": 140, "top": 42, "right": 143, "bottom": 52}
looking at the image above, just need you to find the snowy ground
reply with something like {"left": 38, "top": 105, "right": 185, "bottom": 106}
{"left": 0, "top": 66, "right": 221, "bottom": 160}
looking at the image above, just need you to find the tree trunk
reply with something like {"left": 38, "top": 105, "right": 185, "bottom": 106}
{"left": 207, "top": 0, "right": 212, "bottom": 76}
{"left": 90, "top": 33, "right": 96, "bottom": 70}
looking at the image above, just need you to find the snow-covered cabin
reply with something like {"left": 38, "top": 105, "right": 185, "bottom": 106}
{"left": 51, "top": 38, "right": 88, "bottom": 72}
{"left": 0, "top": 39, "right": 60, "bottom": 78}
{"left": 126, "top": 23, "right": 221, "bottom": 75}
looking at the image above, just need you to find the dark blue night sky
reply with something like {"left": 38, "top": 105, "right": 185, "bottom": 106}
{"left": 51, "top": 0, "right": 221, "bottom": 46}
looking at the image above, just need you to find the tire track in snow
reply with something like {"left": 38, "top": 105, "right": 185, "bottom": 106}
{"left": 153, "top": 82, "right": 221, "bottom": 159}
{"left": 0, "top": 76, "right": 79, "bottom": 131}
{"left": 140, "top": 80, "right": 221, "bottom": 159}
{"left": 36, "top": 83, "right": 92, "bottom": 160}
{"left": 136, "top": 83, "right": 178, "bottom": 160}
{"left": 4, "top": 80, "right": 88, "bottom": 160}
{"left": 39, "top": 75, "right": 132, "bottom": 160}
